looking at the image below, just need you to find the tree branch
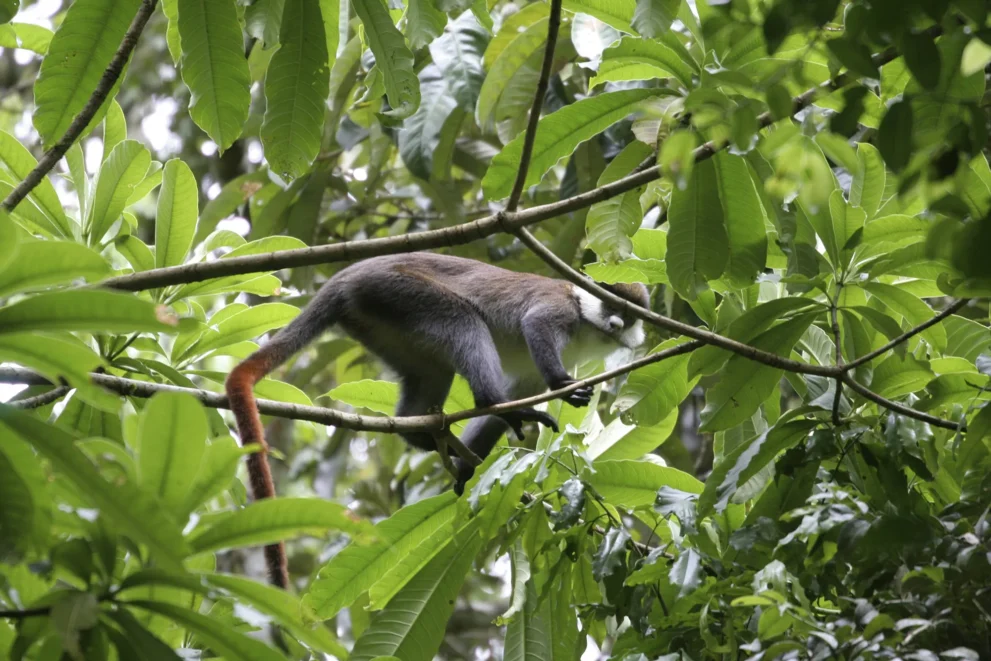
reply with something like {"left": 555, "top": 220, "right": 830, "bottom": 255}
{"left": 830, "top": 285, "right": 845, "bottom": 425}
{"left": 95, "top": 29, "right": 923, "bottom": 294}
{"left": 505, "top": 0, "right": 563, "bottom": 212}
{"left": 0, "top": 342, "right": 701, "bottom": 432}
{"left": 0, "top": 0, "right": 158, "bottom": 214}
{"left": 9, "top": 386, "right": 72, "bottom": 409}
{"left": 841, "top": 374, "right": 962, "bottom": 431}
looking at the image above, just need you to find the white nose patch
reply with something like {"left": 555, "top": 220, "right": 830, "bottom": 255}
{"left": 607, "top": 315, "right": 625, "bottom": 331}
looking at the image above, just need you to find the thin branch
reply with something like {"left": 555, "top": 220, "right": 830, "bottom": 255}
{"left": 842, "top": 298, "right": 968, "bottom": 371}
{"left": 95, "top": 30, "right": 925, "bottom": 294}
{"left": 505, "top": 0, "right": 563, "bottom": 212}
{"left": 0, "top": 342, "right": 701, "bottom": 432}
{"left": 841, "top": 374, "right": 962, "bottom": 431}
{"left": 9, "top": 386, "right": 71, "bottom": 409}
{"left": 0, "top": 0, "right": 158, "bottom": 214}
{"left": 0, "top": 606, "right": 50, "bottom": 620}
{"left": 830, "top": 284, "right": 844, "bottom": 425}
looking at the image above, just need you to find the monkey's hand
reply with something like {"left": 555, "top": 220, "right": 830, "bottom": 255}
{"left": 554, "top": 379, "right": 594, "bottom": 408}
{"left": 498, "top": 408, "right": 559, "bottom": 441}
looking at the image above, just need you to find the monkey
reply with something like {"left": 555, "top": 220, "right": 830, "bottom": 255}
{"left": 225, "top": 252, "right": 649, "bottom": 587}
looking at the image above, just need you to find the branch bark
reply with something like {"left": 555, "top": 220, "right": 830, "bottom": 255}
{"left": 0, "top": 0, "right": 158, "bottom": 214}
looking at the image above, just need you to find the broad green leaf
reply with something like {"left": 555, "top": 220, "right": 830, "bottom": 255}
{"left": 155, "top": 160, "right": 198, "bottom": 268}
{"left": 587, "top": 409, "right": 677, "bottom": 462}
{"left": 714, "top": 152, "right": 767, "bottom": 288}
{"left": 187, "top": 302, "right": 299, "bottom": 357}
{"left": 353, "top": 0, "right": 420, "bottom": 119}
{"left": 305, "top": 492, "right": 457, "bottom": 618}
{"left": 0, "top": 447, "right": 35, "bottom": 556}
{"left": 349, "top": 522, "right": 483, "bottom": 661}
{"left": 632, "top": 0, "right": 680, "bottom": 37}
{"left": 826, "top": 36, "right": 879, "bottom": 78}
{"left": 910, "top": 34, "right": 985, "bottom": 148}
{"left": 32, "top": 0, "right": 140, "bottom": 145}
{"left": 88, "top": 140, "right": 152, "bottom": 241}
{"left": 869, "top": 354, "right": 935, "bottom": 398}
{"left": 399, "top": 70, "right": 459, "bottom": 180}
{"left": 246, "top": 0, "right": 285, "bottom": 47}
{"left": 127, "top": 601, "right": 284, "bottom": 661}
{"left": 0, "top": 290, "right": 175, "bottom": 334}
{"left": 615, "top": 339, "right": 698, "bottom": 426}
{"left": 177, "top": 0, "right": 251, "bottom": 150}
{"left": 101, "top": 609, "right": 184, "bottom": 660}
{"left": 944, "top": 314, "right": 991, "bottom": 362}
{"left": 562, "top": 0, "right": 635, "bottom": 33}
{"left": 205, "top": 574, "right": 347, "bottom": 657}
{"left": 102, "top": 100, "right": 127, "bottom": 162}
{"left": 850, "top": 143, "right": 885, "bottom": 219}
{"left": 115, "top": 235, "right": 156, "bottom": 273}
{"left": 0, "top": 240, "right": 109, "bottom": 297}
{"left": 0, "top": 22, "right": 53, "bottom": 53}
{"left": 669, "top": 548, "right": 701, "bottom": 597}
{"left": 0, "top": 407, "right": 189, "bottom": 567}
{"left": 877, "top": 100, "right": 912, "bottom": 172}
{"left": 0, "top": 209, "right": 18, "bottom": 273}
{"left": 126, "top": 161, "right": 164, "bottom": 205}
{"left": 319, "top": 0, "right": 339, "bottom": 64}
{"left": 405, "top": 0, "right": 445, "bottom": 50}
{"left": 187, "top": 498, "right": 371, "bottom": 554}
{"left": 584, "top": 459, "right": 702, "bottom": 509}
{"left": 590, "top": 34, "right": 694, "bottom": 90}
{"left": 0, "top": 334, "right": 99, "bottom": 393}
{"left": 429, "top": 13, "right": 487, "bottom": 110}
{"left": 0, "top": 131, "right": 71, "bottom": 237}
{"left": 326, "top": 379, "right": 399, "bottom": 414}
{"left": 666, "top": 156, "right": 728, "bottom": 299}
{"left": 0, "top": 435, "right": 52, "bottom": 553}
{"left": 137, "top": 393, "right": 208, "bottom": 514}
{"left": 504, "top": 572, "right": 578, "bottom": 661}
{"left": 700, "top": 313, "right": 817, "bottom": 432}
{"left": 829, "top": 189, "right": 866, "bottom": 262}
{"left": 162, "top": 0, "right": 180, "bottom": 61}
{"left": 483, "top": 89, "right": 661, "bottom": 200}
{"left": 583, "top": 258, "right": 667, "bottom": 284}
{"left": 261, "top": 0, "right": 330, "bottom": 179}
{"left": 194, "top": 171, "right": 268, "bottom": 244}
{"left": 962, "top": 36, "right": 991, "bottom": 76}
{"left": 586, "top": 141, "right": 652, "bottom": 261}
{"left": 861, "top": 282, "right": 947, "bottom": 351}
{"left": 476, "top": 15, "right": 550, "bottom": 129}
{"left": 180, "top": 437, "right": 252, "bottom": 517}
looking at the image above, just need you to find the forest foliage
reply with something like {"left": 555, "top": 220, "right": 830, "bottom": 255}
{"left": 0, "top": 0, "right": 991, "bottom": 659}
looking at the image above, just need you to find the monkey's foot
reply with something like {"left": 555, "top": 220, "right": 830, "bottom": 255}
{"left": 498, "top": 408, "right": 559, "bottom": 441}
{"left": 554, "top": 379, "right": 594, "bottom": 407}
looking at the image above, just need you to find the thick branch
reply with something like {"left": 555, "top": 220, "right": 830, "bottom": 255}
{"left": 9, "top": 386, "right": 71, "bottom": 410}
{"left": 505, "top": 0, "right": 563, "bottom": 212}
{"left": 0, "top": 342, "right": 700, "bottom": 432}
{"left": 1, "top": 0, "right": 158, "bottom": 214}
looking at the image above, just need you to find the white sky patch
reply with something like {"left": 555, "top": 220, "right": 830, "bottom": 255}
{"left": 84, "top": 137, "right": 104, "bottom": 173}
{"left": 247, "top": 140, "right": 264, "bottom": 164}
{"left": 207, "top": 182, "right": 222, "bottom": 199}
{"left": 13, "top": 0, "right": 60, "bottom": 26}
{"left": 0, "top": 382, "right": 26, "bottom": 403}
{"left": 140, "top": 97, "right": 181, "bottom": 155}
{"left": 200, "top": 140, "right": 219, "bottom": 157}
{"left": 352, "top": 167, "right": 368, "bottom": 182}
{"left": 216, "top": 216, "right": 250, "bottom": 236}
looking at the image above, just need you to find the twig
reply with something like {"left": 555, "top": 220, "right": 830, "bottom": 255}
{"left": 841, "top": 374, "right": 962, "bottom": 431}
{"left": 842, "top": 298, "right": 968, "bottom": 371}
{"left": 505, "top": 0, "right": 562, "bottom": 212}
{"left": 0, "top": 342, "right": 701, "bottom": 432}
{"left": 0, "top": 0, "right": 158, "bottom": 214}
{"left": 9, "top": 386, "right": 70, "bottom": 409}
{"left": 0, "top": 606, "right": 50, "bottom": 620}
{"left": 830, "top": 284, "right": 844, "bottom": 426}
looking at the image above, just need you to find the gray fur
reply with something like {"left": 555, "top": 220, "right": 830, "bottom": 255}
{"left": 260, "top": 252, "right": 648, "bottom": 491}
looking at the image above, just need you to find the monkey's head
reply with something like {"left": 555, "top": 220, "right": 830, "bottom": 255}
{"left": 577, "top": 282, "right": 649, "bottom": 349}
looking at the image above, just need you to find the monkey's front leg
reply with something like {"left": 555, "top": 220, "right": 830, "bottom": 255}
{"left": 521, "top": 309, "right": 594, "bottom": 408}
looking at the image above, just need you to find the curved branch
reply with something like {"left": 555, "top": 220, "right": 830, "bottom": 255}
{"left": 505, "top": 0, "right": 563, "bottom": 212}
{"left": 1, "top": 0, "right": 158, "bottom": 214}
{"left": 9, "top": 386, "right": 71, "bottom": 409}
{"left": 841, "top": 374, "right": 962, "bottom": 431}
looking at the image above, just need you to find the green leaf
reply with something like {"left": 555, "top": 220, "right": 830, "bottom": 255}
{"left": 102, "top": 100, "right": 127, "bottom": 162}
{"left": 0, "top": 131, "right": 72, "bottom": 238}
{"left": 584, "top": 459, "right": 703, "bottom": 509}
{"left": 901, "top": 31, "right": 941, "bottom": 90}
{"left": 428, "top": 13, "right": 487, "bottom": 111}
{"left": 32, "top": 0, "right": 140, "bottom": 146}
{"left": 194, "top": 171, "right": 268, "bottom": 244}
{"left": 615, "top": 339, "right": 698, "bottom": 426}
{"left": 850, "top": 142, "right": 885, "bottom": 219}
{"left": 0, "top": 240, "right": 109, "bottom": 297}
{"left": 861, "top": 282, "right": 947, "bottom": 351}
{"left": 632, "top": 0, "right": 680, "bottom": 38}
{"left": 700, "top": 313, "right": 817, "bottom": 432}
{"left": 714, "top": 152, "right": 768, "bottom": 288}
{"left": 587, "top": 409, "right": 677, "bottom": 462}
{"left": 115, "top": 235, "right": 156, "bottom": 273}
{"left": 326, "top": 379, "right": 399, "bottom": 414}
{"left": 877, "top": 100, "right": 913, "bottom": 172}
{"left": 666, "top": 156, "right": 728, "bottom": 300}
{"left": 177, "top": 0, "right": 251, "bottom": 150}
{"left": 88, "top": 140, "right": 152, "bottom": 241}
{"left": 562, "top": 0, "right": 635, "bottom": 33}
{"left": 0, "top": 406, "right": 189, "bottom": 567}
{"left": 0, "top": 446, "right": 36, "bottom": 556}
{"left": 405, "top": 0, "right": 445, "bottom": 50}
{"left": 0, "top": 290, "right": 175, "bottom": 334}
{"left": 0, "top": 22, "right": 53, "bottom": 53}
{"left": 476, "top": 6, "right": 547, "bottom": 128}
{"left": 154, "top": 160, "right": 198, "bottom": 269}
{"left": 127, "top": 601, "right": 284, "bottom": 661}
{"left": 261, "top": 0, "right": 330, "bottom": 179}
{"left": 187, "top": 498, "right": 371, "bottom": 554}
{"left": 829, "top": 189, "right": 866, "bottom": 262}
{"left": 0, "top": 334, "right": 100, "bottom": 391}
{"left": 353, "top": 0, "right": 420, "bottom": 119}
{"left": 205, "top": 574, "right": 347, "bottom": 657}
{"left": 583, "top": 258, "right": 667, "bottom": 284}
{"left": 591, "top": 34, "right": 694, "bottom": 90}
{"left": 826, "top": 36, "right": 879, "bottom": 79}
{"left": 399, "top": 70, "right": 459, "bottom": 180}
{"left": 961, "top": 36, "right": 991, "bottom": 76}
{"left": 0, "top": 0, "right": 18, "bottom": 23}
{"left": 869, "top": 354, "right": 935, "bottom": 398}
{"left": 102, "top": 609, "right": 183, "bottom": 661}
{"left": 0, "top": 209, "right": 18, "bottom": 273}
{"left": 136, "top": 393, "right": 208, "bottom": 514}
{"left": 586, "top": 141, "right": 652, "bottom": 261}
{"left": 669, "top": 548, "right": 701, "bottom": 597}
{"left": 180, "top": 437, "right": 252, "bottom": 517}
{"left": 305, "top": 492, "right": 457, "bottom": 618}
{"left": 483, "top": 88, "right": 661, "bottom": 200}
{"left": 349, "top": 522, "right": 483, "bottom": 661}
{"left": 187, "top": 302, "right": 298, "bottom": 358}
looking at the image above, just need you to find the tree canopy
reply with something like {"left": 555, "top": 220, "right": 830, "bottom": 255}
{"left": 0, "top": 0, "right": 990, "bottom": 659}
